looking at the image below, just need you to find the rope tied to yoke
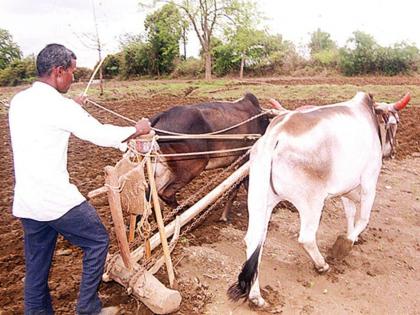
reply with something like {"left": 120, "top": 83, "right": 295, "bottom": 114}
{"left": 85, "top": 98, "right": 271, "bottom": 140}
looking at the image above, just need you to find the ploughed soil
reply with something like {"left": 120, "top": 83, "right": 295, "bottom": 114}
{"left": 0, "top": 78, "right": 419, "bottom": 314}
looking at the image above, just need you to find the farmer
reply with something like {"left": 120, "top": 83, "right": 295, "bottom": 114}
{"left": 8, "top": 43, "right": 151, "bottom": 315}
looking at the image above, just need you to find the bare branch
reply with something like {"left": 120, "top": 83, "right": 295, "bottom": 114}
{"left": 179, "top": 6, "right": 206, "bottom": 49}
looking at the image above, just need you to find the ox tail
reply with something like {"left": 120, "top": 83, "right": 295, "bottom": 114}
{"left": 227, "top": 245, "right": 261, "bottom": 301}
{"left": 228, "top": 131, "right": 279, "bottom": 302}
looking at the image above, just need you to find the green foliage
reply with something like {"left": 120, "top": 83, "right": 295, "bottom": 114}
{"left": 172, "top": 57, "right": 203, "bottom": 77}
{"left": 339, "top": 31, "right": 378, "bottom": 75}
{"left": 339, "top": 31, "right": 419, "bottom": 76}
{"left": 309, "top": 28, "right": 336, "bottom": 56}
{"left": 0, "top": 56, "right": 36, "bottom": 86}
{"left": 250, "top": 34, "right": 306, "bottom": 75}
{"left": 212, "top": 43, "right": 240, "bottom": 76}
{"left": 102, "top": 54, "right": 121, "bottom": 78}
{"left": 374, "top": 43, "right": 419, "bottom": 75}
{"left": 144, "top": 2, "right": 183, "bottom": 75}
{"left": 73, "top": 67, "right": 92, "bottom": 82}
{"left": 312, "top": 49, "right": 340, "bottom": 69}
{"left": 0, "top": 29, "right": 22, "bottom": 70}
{"left": 308, "top": 29, "right": 339, "bottom": 72}
{"left": 120, "top": 41, "right": 151, "bottom": 78}
{"left": 221, "top": 1, "right": 264, "bottom": 77}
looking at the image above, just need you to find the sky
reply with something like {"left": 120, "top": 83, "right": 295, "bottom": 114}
{"left": 1, "top": 0, "right": 419, "bottom": 68}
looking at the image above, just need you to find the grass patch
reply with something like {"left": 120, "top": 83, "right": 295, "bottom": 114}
{"left": 1, "top": 78, "right": 419, "bottom": 108}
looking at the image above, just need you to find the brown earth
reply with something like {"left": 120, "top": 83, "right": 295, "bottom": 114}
{"left": 0, "top": 80, "right": 419, "bottom": 314}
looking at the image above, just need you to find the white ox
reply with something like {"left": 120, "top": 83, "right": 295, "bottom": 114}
{"left": 228, "top": 92, "right": 410, "bottom": 307}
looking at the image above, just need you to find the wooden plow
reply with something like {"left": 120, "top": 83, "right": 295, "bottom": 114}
{"left": 88, "top": 134, "right": 250, "bottom": 314}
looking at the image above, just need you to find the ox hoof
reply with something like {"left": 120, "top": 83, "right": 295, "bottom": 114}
{"left": 331, "top": 235, "right": 353, "bottom": 259}
{"left": 315, "top": 263, "right": 330, "bottom": 274}
{"left": 249, "top": 295, "right": 266, "bottom": 307}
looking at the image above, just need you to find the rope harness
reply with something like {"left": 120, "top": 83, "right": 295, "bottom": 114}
{"left": 375, "top": 110, "right": 399, "bottom": 158}
{"left": 86, "top": 97, "right": 270, "bottom": 157}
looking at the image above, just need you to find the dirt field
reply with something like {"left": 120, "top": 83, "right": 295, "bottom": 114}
{"left": 0, "top": 78, "right": 419, "bottom": 314}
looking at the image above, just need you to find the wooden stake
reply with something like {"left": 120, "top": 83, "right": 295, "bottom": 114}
{"left": 105, "top": 165, "right": 132, "bottom": 270}
{"left": 128, "top": 214, "right": 137, "bottom": 243}
{"left": 145, "top": 239, "right": 152, "bottom": 259}
{"left": 145, "top": 156, "right": 175, "bottom": 288}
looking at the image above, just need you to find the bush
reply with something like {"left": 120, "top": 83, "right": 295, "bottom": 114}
{"left": 338, "top": 32, "right": 419, "bottom": 76}
{"left": 120, "top": 42, "right": 151, "bottom": 78}
{"left": 74, "top": 67, "right": 92, "bottom": 82}
{"left": 339, "top": 44, "right": 419, "bottom": 76}
{"left": 250, "top": 49, "right": 307, "bottom": 76}
{"left": 212, "top": 44, "right": 240, "bottom": 76}
{"left": 102, "top": 54, "right": 120, "bottom": 79}
{"left": 0, "top": 57, "right": 36, "bottom": 86}
{"left": 172, "top": 57, "right": 203, "bottom": 78}
{"left": 312, "top": 49, "right": 339, "bottom": 69}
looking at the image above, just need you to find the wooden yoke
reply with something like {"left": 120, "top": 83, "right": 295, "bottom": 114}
{"left": 104, "top": 165, "right": 132, "bottom": 270}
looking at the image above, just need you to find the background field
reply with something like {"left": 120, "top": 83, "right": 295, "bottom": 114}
{"left": 0, "top": 77, "right": 419, "bottom": 314}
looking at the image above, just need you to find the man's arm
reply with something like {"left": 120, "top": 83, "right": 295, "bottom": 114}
{"left": 56, "top": 98, "right": 152, "bottom": 150}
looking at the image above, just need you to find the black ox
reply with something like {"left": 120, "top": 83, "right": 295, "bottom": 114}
{"left": 150, "top": 93, "right": 269, "bottom": 221}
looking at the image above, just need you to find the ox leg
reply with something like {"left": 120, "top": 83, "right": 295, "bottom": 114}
{"left": 296, "top": 198, "right": 329, "bottom": 273}
{"left": 348, "top": 182, "right": 377, "bottom": 243}
{"left": 341, "top": 191, "right": 359, "bottom": 239}
{"left": 219, "top": 180, "right": 243, "bottom": 222}
{"left": 330, "top": 194, "right": 359, "bottom": 260}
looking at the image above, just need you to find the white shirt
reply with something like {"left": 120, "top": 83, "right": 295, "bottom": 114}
{"left": 9, "top": 81, "right": 136, "bottom": 221}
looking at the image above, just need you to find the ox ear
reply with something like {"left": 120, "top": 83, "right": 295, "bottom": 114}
{"left": 373, "top": 102, "right": 389, "bottom": 114}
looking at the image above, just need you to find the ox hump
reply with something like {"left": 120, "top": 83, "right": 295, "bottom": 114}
{"left": 243, "top": 92, "right": 260, "bottom": 108}
{"left": 280, "top": 106, "right": 353, "bottom": 136}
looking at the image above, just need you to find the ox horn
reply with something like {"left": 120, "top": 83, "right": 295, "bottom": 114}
{"left": 393, "top": 92, "right": 411, "bottom": 111}
{"left": 268, "top": 98, "right": 286, "bottom": 111}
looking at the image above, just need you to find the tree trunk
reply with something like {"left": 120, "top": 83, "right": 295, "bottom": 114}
{"left": 98, "top": 48, "right": 103, "bottom": 96}
{"left": 182, "top": 29, "right": 187, "bottom": 60}
{"left": 204, "top": 50, "right": 212, "bottom": 80}
{"left": 99, "top": 67, "right": 103, "bottom": 96}
{"left": 239, "top": 53, "right": 245, "bottom": 80}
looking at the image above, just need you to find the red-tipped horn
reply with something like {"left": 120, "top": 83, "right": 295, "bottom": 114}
{"left": 393, "top": 92, "right": 411, "bottom": 111}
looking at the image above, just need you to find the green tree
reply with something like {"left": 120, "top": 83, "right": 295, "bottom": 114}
{"left": 119, "top": 39, "right": 151, "bottom": 78}
{"left": 0, "top": 29, "right": 22, "bottom": 70}
{"left": 144, "top": 2, "right": 183, "bottom": 76}
{"left": 308, "top": 28, "right": 336, "bottom": 55}
{"left": 339, "top": 31, "right": 378, "bottom": 75}
{"left": 251, "top": 34, "right": 304, "bottom": 75}
{"left": 140, "top": 0, "right": 255, "bottom": 80}
{"left": 212, "top": 42, "right": 239, "bottom": 76}
{"left": 225, "top": 1, "right": 265, "bottom": 78}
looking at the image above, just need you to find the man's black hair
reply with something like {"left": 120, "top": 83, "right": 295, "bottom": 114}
{"left": 36, "top": 44, "right": 77, "bottom": 77}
